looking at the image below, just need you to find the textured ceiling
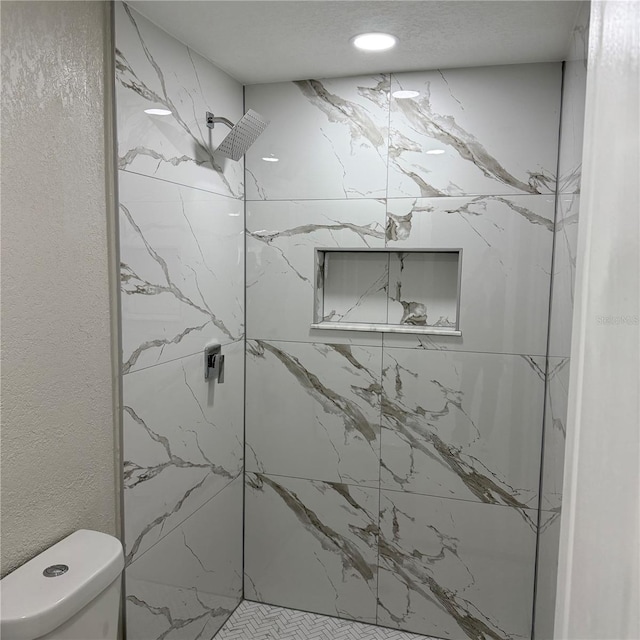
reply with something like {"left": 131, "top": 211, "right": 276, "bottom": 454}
{"left": 128, "top": 0, "right": 584, "bottom": 84}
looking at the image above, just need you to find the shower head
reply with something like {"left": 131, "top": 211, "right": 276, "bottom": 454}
{"left": 205, "top": 109, "right": 269, "bottom": 161}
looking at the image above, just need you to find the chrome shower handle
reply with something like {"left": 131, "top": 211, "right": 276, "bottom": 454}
{"left": 204, "top": 342, "right": 225, "bottom": 382}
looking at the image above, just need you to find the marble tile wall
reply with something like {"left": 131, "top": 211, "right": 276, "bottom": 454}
{"left": 245, "top": 62, "right": 564, "bottom": 640}
{"left": 534, "top": 4, "right": 588, "bottom": 639}
{"left": 115, "top": 3, "right": 245, "bottom": 637}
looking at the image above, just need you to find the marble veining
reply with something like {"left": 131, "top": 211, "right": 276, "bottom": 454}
{"left": 116, "top": 4, "right": 248, "bottom": 639}
{"left": 388, "top": 252, "right": 459, "bottom": 328}
{"left": 119, "top": 171, "right": 243, "bottom": 373}
{"left": 294, "top": 78, "right": 388, "bottom": 154}
{"left": 388, "top": 65, "right": 561, "bottom": 198}
{"left": 245, "top": 340, "right": 381, "bottom": 485}
{"left": 548, "top": 195, "right": 580, "bottom": 357}
{"left": 241, "top": 63, "right": 565, "bottom": 640}
{"left": 378, "top": 491, "right": 536, "bottom": 640}
{"left": 539, "top": 357, "right": 570, "bottom": 513}
{"left": 384, "top": 195, "right": 554, "bottom": 355}
{"left": 126, "top": 476, "right": 243, "bottom": 640}
{"left": 381, "top": 348, "right": 544, "bottom": 522}
{"left": 124, "top": 342, "right": 243, "bottom": 564}
{"left": 247, "top": 199, "right": 387, "bottom": 345}
{"left": 321, "top": 252, "right": 389, "bottom": 325}
{"left": 244, "top": 473, "right": 379, "bottom": 623}
{"left": 115, "top": 2, "right": 244, "bottom": 197}
{"left": 245, "top": 76, "right": 389, "bottom": 200}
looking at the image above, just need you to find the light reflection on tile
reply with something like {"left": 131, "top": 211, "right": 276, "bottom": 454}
{"left": 119, "top": 171, "right": 244, "bottom": 373}
{"left": 388, "top": 65, "right": 561, "bottom": 198}
{"left": 115, "top": 2, "right": 244, "bottom": 197}
{"left": 244, "top": 473, "right": 379, "bottom": 623}
{"left": 246, "top": 76, "right": 390, "bottom": 200}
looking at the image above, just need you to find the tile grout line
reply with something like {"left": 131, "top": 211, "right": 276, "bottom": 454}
{"left": 244, "top": 335, "right": 550, "bottom": 359}
{"left": 119, "top": 168, "right": 244, "bottom": 201}
{"left": 123, "top": 336, "right": 245, "bottom": 376}
{"left": 244, "top": 469, "right": 543, "bottom": 513}
{"left": 376, "top": 76, "right": 393, "bottom": 625}
{"left": 530, "top": 58, "right": 567, "bottom": 640}
{"left": 375, "top": 342, "right": 385, "bottom": 626}
{"left": 244, "top": 192, "right": 558, "bottom": 204}
{"left": 125, "top": 472, "right": 243, "bottom": 570}
{"left": 241, "top": 81, "right": 248, "bottom": 607}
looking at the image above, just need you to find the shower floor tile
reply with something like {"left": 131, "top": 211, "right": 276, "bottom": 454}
{"left": 215, "top": 600, "right": 436, "bottom": 640}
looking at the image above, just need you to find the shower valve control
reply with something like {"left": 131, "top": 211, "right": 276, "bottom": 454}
{"left": 204, "top": 342, "right": 225, "bottom": 383}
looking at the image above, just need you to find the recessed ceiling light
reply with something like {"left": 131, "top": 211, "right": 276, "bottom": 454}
{"left": 426, "top": 149, "right": 446, "bottom": 155}
{"left": 144, "top": 108, "right": 172, "bottom": 115}
{"left": 351, "top": 32, "right": 397, "bottom": 52}
{"left": 392, "top": 90, "right": 420, "bottom": 99}
{"left": 262, "top": 156, "right": 279, "bottom": 163}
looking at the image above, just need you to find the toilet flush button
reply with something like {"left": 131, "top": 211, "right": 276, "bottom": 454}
{"left": 43, "top": 564, "right": 69, "bottom": 577}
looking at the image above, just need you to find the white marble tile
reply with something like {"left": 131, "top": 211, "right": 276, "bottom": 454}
{"left": 548, "top": 195, "right": 580, "bottom": 358}
{"left": 244, "top": 473, "right": 379, "bottom": 623}
{"left": 540, "top": 357, "right": 570, "bottom": 513}
{"left": 557, "top": 25, "right": 588, "bottom": 194}
{"left": 387, "top": 251, "right": 459, "bottom": 328}
{"left": 321, "top": 252, "right": 388, "bottom": 324}
{"left": 388, "top": 64, "right": 561, "bottom": 198}
{"left": 115, "top": 2, "right": 244, "bottom": 197}
{"left": 384, "top": 195, "right": 555, "bottom": 355}
{"left": 245, "top": 340, "right": 381, "bottom": 486}
{"left": 119, "top": 171, "right": 243, "bottom": 373}
{"left": 126, "top": 476, "right": 243, "bottom": 640}
{"left": 123, "top": 341, "right": 243, "bottom": 564}
{"left": 378, "top": 491, "right": 537, "bottom": 640}
{"left": 245, "top": 75, "right": 389, "bottom": 200}
{"left": 534, "top": 510, "right": 562, "bottom": 640}
{"left": 247, "top": 199, "right": 386, "bottom": 345}
{"left": 381, "top": 348, "right": 545, "bottom": 515}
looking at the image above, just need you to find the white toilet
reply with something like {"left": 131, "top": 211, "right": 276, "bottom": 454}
{"left": 0, "top": 530, "right": 124, "bottom": 640}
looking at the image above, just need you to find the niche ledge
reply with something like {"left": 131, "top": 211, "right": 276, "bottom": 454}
{"left": 313, "top": 248, "right": 463, "bottom": 336}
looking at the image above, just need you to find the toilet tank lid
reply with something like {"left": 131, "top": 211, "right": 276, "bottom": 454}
{"left": 0, "top": 530, "right": 124, "bottom": 640}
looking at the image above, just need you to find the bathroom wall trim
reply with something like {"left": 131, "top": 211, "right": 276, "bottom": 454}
{"left": 103, "top": 1, "right": 126, "bottom": 636}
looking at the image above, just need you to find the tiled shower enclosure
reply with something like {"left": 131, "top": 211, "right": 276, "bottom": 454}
{"left": 243, "top": 65, "right": 560, "bottom": 639}
{"left": 243, "top": 58, "right": 583, "bottom": 640}
{"left": 116, "top": 4, "right": 245, "bottom": 637}
{"left": 114, "top": 1, "right": 586, "bottom": 639}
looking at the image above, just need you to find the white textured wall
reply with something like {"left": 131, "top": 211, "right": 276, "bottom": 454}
{"left": 1, "top": 1, "right": 118, "bottom": 577}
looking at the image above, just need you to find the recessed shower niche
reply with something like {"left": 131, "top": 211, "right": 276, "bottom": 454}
{"left": 313, "top": 248, "right": 462, "bottom": 334}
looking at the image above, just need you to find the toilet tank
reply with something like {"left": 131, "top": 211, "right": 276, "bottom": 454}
{"left": 0, "top": 530, "right": 124, "bottom": 640}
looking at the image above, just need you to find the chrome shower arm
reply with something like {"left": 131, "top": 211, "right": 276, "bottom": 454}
{"left": 205, "top": 108, "right": 269, "bottom": 161}
{"left": 205, "top": 112, "right": 234, "bottom": 130}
